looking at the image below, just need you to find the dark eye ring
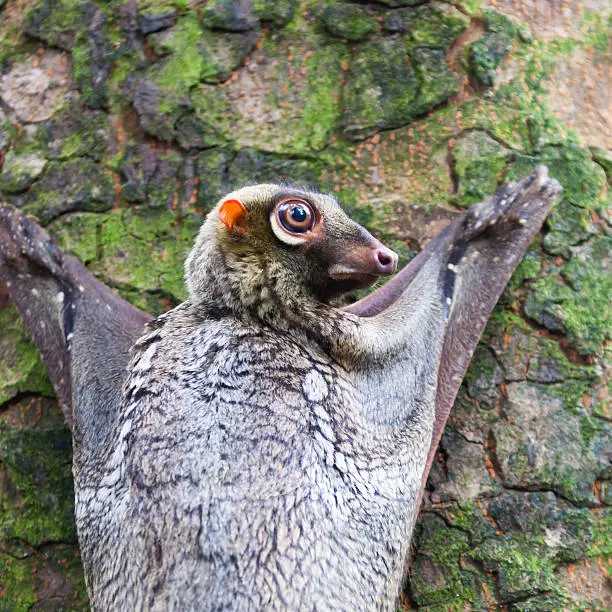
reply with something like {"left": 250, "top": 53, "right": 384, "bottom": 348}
{"left": 276, "top": 199, "right": 315, "bottom": 234}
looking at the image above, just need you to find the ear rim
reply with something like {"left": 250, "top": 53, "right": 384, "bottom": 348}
{"left": 219, "top": 198, "right": 248, "bottom": 235}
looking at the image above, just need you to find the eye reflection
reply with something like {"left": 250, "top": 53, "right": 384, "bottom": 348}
{"left": 276, "top": 200, "right": 315, "bottom": 234}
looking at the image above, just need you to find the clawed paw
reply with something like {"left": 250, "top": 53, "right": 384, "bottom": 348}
{"left": 0, "top": 204, "right": 64, "bottom": 277}
{"left": 461, "top": 166, "right": 563, "bottom": 243}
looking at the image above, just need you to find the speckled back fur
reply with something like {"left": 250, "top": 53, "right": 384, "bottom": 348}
{"left": 76, "top": 285, "right": 441, "bottom": 610}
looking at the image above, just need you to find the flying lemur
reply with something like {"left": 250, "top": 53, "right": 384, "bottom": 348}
{"left": 0, "top": 168, "right": 561, "bottom": 610}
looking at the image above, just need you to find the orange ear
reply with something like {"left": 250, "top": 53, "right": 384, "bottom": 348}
{"left": 218, "top": 199, "right": 248, "bottom": 235}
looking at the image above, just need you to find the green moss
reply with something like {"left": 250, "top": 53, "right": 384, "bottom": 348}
{"left": 23, "top": 0, "right": 93, "bottom": 50}
{"left": 488, "top": 493, "right": 594, "bottom": 563}
{"left": 43, "top": 107, "right": 110, "bottom": 162}
{"left": 0, "top": 544, "right": 88, "bottom": 611}
{"left": 472, "top": 536, "right": 556, "bottom": 601}
{"left": 154, "top": 14, "right": 204, "bottom": 94}
{"left": 343, "top": 36, "right": 418, "bottom": 140}
{"left": 469, "top": 10, "right": 517, "bottom": 87}
{"left": 0, "top": 427, "right": 75, "bottom": 546}
{"left": 463, "top": 345, "right": 503, "bottom": 408}
{"left": 204, "top": 27, "right": 347, "bottom": 155}
{"left": 443, "top": 501, "right": 497, "bottom": 545}
{"left": 494, "top": 381, "right": 610, "bottom": 506}
{"left": 253, "top": 0, "right": 295, "bottom": 27}
{"left": 24, "top": 159, "right": 114, "bottom": 225}
{"left": 547, "top": 379, "right": 595, "bottom": 414}
{"left": 319, "top": 4, "right": 378, "bottom": 41}
{"left": 587, "top": 508, "right": 612, "bottom": 558}
{"left": 579, "top": 11, "right": 611, "bottom": 53}
{"left": 342, "top": 4, "right": 467, "bottom": 139}
{"left": 0, "top": 151, "right": 47, "bottom": 194}
{"left": 50, "top": 209, "right": 200, "bottom": 304}
{"left": 0, "top": 24, "right": 28, "bottom": 70}
{"left": 299, "top": 44, "right": 348, "bottom": 151}
{"left": 591, "top": 148, "right": 612, "bottom": 186}
{"left": 524, "top": 255, "right": 610, "bottom": 356}
{"left": 543, "top": 200, "right": 597, "bottom": 258}
{"left": 191, "top": 85, "right": 236, "bottom": 146}
{"left": 452, "top": 131, "right": 510, "bottom": 207}
{"left": 107, "top": 47, "right": 149, "bottom": 112}
{"left": 395, "top": 3, "right": 469, "bottom": 54}
{"left": 411, "top": 47, "right": 460, "bottom": 118}
{"left": 458, "top": 42, "right": 576, "bottom": 153}
{"left": 72, "top": 32, "right": 111, "bottom": 109}
{"left": 507, "top": 145, "right": 606, "bottom": 209}
{"left": 511, "top": 250, "right": 542, "bottom": 287}
{"left": 48, "top": 212, "right": 100, "bottom": 264}
{"left": 0, "top": 307, "right": 54, "bottom": 405}
{"left": 0, "top": 554, "right": 38, "bottom": 610}
{"left": 410, "top": 514, "right": 477, "bottom": 606}
{"left": 528, "top": 339, "right": 600, "bottom": 385}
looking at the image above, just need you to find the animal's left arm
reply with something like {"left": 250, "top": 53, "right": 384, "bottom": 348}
{"left": 346, "top": 167, "right": 562, "bottom": 497}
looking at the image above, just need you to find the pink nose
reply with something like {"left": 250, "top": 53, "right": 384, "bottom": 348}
{"left": 372, "top": 246, "right": 398, "bottom": 276}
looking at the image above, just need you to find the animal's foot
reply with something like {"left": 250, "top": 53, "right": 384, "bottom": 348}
{"left": 460, "top": 166, "right": 563, "bottom": 243}
{"left": 0, "top": 204, "right": 65, "bottom": 279}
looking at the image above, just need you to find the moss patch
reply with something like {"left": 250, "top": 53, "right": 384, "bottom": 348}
{"left": 452, "top": 131, "right": 511, "bottom": 207}
{"left": 468, "top": 10, "right": 518, "bottom": 88}
{"left": 0, "top": 425, "right": 75, "bottom": 546}
{"left": 49, "top": 208, "right": 201, "bottom": 308}
{"left": 23, "top": 159, "right": 114, "bottom": 225}
{"left": 319, "top": 3, "right": 378, "bottom": 42}
{"left": 0, "top": 307, "right": 53, "bottom": 405}
{"left": 472, "top": 536, "right": 556, "bottom": 601}
{"left": 524, "top": 236, "right": 611, "bottom": 357}
{"left": 409, "top": 514, "right": 477, "bottom": 607}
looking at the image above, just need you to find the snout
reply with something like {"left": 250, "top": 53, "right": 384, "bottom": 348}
{"left": 371, "top": 245, "right": 398, "bottom": 276}
{"left": 328, "top": 240, "right": 399, "bottom": 289}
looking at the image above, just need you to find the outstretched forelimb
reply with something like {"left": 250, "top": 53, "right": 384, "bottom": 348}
{"left": 0, "top": 206, "right": 151, "bottom": 463}
{"left": 346, "top": 166, "right": 562, "bottom": 504}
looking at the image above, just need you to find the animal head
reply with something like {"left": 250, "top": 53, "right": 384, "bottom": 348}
{"left": 185, "top": 184, "right": 397, "bottom": 317}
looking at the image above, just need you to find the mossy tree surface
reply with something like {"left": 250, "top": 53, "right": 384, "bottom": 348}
{"left": 0, "top": 0, "right": 610, "bottom": 609}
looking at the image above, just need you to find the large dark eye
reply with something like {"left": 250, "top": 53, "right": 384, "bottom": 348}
{"left": 276, "top": 199, "right": 315, "bottom": 234}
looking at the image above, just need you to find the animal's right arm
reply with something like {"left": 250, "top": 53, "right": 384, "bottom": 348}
{"left": 0, "top": 205, "right": 152, "bottom": 459}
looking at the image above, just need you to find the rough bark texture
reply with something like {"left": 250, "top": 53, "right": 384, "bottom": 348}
{"left": 0, "top": 0, "right": 609, "bottom": 609}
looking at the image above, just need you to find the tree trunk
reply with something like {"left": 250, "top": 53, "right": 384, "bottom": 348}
{"left": 0, "top": 0, "right": 609, "bottom": 608}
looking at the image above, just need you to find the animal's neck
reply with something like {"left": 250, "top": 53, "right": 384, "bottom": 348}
{"left": 189, "top": 242, "right": 347, "bottom": 345}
